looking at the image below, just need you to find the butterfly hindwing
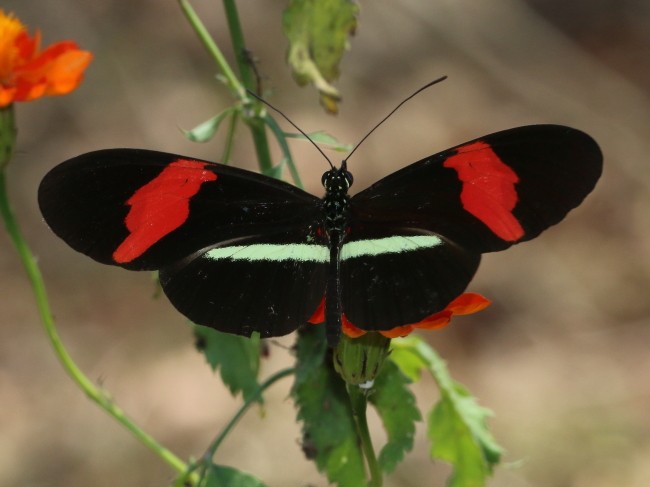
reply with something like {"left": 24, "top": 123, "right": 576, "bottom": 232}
{"left": 159, "top": 229, "right": 329, "bottom": 337}
{"left": 38, "top": 149, "right": 322, "bottom": 270}
{"left": 339, "top": 227, "right": 480, "bottom": 330}
{"left": 350, "top": 125, "right": 602, "bottom": 254}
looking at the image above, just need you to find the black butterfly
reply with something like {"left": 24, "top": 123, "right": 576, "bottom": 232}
{"left": 38, "top": 124, "right": 602, "bottom": 344}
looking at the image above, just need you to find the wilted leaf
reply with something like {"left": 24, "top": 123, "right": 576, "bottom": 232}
{"left": 283, "top": 0, "right": 359, "bottom": 113}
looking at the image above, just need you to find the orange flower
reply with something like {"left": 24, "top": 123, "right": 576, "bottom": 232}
{"left": 308, "top": 292, "right": 491, "bottom": 339}
{"left": 0, "top": 9, "right": 92, "bottom": 107}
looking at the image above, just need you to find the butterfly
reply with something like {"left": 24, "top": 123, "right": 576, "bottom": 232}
{"left": 38, "top": 124, "right": 602, "bottom": 345}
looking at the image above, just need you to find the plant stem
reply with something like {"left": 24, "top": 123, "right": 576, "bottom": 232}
{"left": 179, "top": 0, "right": 275, "bottom": 176}
{"left": 347, "top": 384, "right": 383, "bottom": 487}
{"left": 178, "top": 0, "right": 244, "bottom": 98}
{"left": 222, "top": 0, "right": 255, "bottom": 91}
{"left": 0, "top": 105, "right": 15, "bottom": 169}
{"left": 0, "top": 169, "right": 196, "bottom": 484}
{"left": 220, "top": 0, "right": 274, "bottom": 175}
{"left": 174, "top": 367, "right": 296, "bottom": 485}
{"left": 206, "top": 367, "right": 295, "bottom": 458}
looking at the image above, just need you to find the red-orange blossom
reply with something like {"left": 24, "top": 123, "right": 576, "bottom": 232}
{"left": 0, "top": 9, "right": 92, "bottom": 107}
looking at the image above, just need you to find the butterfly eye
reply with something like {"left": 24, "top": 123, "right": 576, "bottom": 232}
{"left": 343, "top": 170, "right": 353, "bottom": 187}
{"left": 321, "top": 171, "right": 330, "bottom": 187}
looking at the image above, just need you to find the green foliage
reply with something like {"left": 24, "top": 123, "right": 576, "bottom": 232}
{"left": 284, "top": 130, "right": 353, "bottom": 152}
{"left": 194, "top": 325, "right": 262, "bottom": 404}
{"left": 183, "top": 108, "right": 236, "bottom": 143}
{"left": 391, "top": 337, "right": 503, "bottom": 487}
{"left": 291, "top": 326, "right": 367, "bottom": 487}
{"left": 200, "top": 464, "right": 267, "bottom": 487}
{"left": 368, "top": 360, "right": 421, "bottom": 474}
{"left": 282, "top": 0, "right": 359, "bottom": 113}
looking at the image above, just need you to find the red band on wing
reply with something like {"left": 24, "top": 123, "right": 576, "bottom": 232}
{"left": 113, "top": 159, "right": 218, "bottom": 264}
{"left": 443, "top": 141, "right": 524, "bottom": 241}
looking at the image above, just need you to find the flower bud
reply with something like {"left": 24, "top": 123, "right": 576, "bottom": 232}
{"left": 333, "top": 332, "right": 391, "bottom": 387}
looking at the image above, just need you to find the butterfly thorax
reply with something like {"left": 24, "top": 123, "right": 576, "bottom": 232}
{"left": 320, "top": 162, "right": 354, "bottom": 345}
{"left": 321, "top": 162, "right": 353, "bottom": 237}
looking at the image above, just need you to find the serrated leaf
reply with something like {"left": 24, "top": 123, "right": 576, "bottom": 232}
{"left": 368, "top": 360, "right": 421, "bottom": 473}
{"left": 183, "top": 108, "right": 234, "bottom": 142}
{"left": 282, "top": 0, "right": 358, "bottom": 113}
{"left": 291, "top": 326, "right": 366, "bottom": 487}
{"left": 201, "top": 464, "right": 267, "bottom": 487}
{"left": 428, "top": 383, "right": 501, "bottom": 487}
{"left": 391, "top": 336, "right": 503, "bottom": 487}
{"left": 194, "top": 325, "right": 262, "bottom": 403}
{"left": 389, "top": 344, "right": 429, "bottom": 382}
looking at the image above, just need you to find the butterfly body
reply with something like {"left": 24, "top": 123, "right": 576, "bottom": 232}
{"left": 38, "top": 125, "right": 602, "bottom": 344}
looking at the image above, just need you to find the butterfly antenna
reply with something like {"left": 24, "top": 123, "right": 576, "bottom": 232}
{"left": 345, "top": 76, "right": 448, "bottom": 163}
{"left": 246, "top": 89, "right": 335, "bottom": 170}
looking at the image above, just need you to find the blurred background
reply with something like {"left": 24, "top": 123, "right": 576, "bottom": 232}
{"left": 1, "top": 0, "right": 649, "bottom": 486}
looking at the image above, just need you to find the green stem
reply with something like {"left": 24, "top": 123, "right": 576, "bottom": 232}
{"left": 179, "top": 0, "right": 275, "bottom": 176}
{"left": 0, "top": 169, "right": 196, "bottom": 485}
{"left": 222, "top": 0, "right": 256, "bottom": 91}
{"left": 175, "top": 367, "right": 296, "bottom": 485}
{"left": 178, "top": 0, "right": 244, "bottom": 98}
{"left": 347, "top": 384, "right": 383, "bottom": 487}
{"left": 221, "top": 0, "right": 274, "bottom": 175}
{"left": 207, "top": 367, "right": 295, "bottom": 458}
{"left": 0, "top": 105, "right": 16, "bottom": 169}
{"left": 220, "top": 110, "right": 239, "bottom": 164}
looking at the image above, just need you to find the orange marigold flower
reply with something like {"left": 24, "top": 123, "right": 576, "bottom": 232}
{"left": 308, "top": 292, "right": 491, "bottom": 339}
{"left": 0, "top": 9, "right": 92, "bottom": 107}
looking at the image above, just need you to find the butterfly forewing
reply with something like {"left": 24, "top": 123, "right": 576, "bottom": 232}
{"left": 38, "top": 149, "right": 322, "bottom": 270}
{"left": 350, "top": 125, "right": 602, "bottom": 254}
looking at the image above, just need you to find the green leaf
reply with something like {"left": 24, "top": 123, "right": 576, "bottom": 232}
{"left": 200, "top": 464, "right": 267, "bottom": 487}
{"left": 282, "top": 0, "right": 359, "bottom": 113}
{"left": 285, "top": 130, "right": 353, "bottom": 152}
{"left": 368, "top": 360, "right": 421, "bottom": 474}
{"left": 389, "top": 344, "right": 429, "bottom": 382}
{"left": 264, "top": 158, "right": 286, "bottom": 180}
{"left": 183, "top": 108, "right": 234, "bottom": 142}
{"left": 291, "top": 326, "right": 366, "bottom": 487}
{"left": 391, "top": 337, "right": 503, "bottom": 487}
{"left": 194, "top": 325, "right": 262, "bottom": 403}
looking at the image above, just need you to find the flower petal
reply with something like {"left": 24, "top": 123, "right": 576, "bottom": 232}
{"left": 341, "top": 315, "right": 366, "bottom": 338}
{"left": 307, "top": 297, "right": 325, "bottom": 324}
{"left": 379, "top": 324, "right": 415, "bottom": 338}
{"left": 13, "top": 41, "right": 92, "bottom": 102}
{"left": 445, "top": 293, "right": 492, "bottom": 315}
{"left": 0, "top": 10, "right": 91, "bottom": 106}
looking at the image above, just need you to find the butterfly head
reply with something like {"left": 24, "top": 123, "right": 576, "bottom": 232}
{"left": 321, "top": 161, "right": 354, "bottom": 194}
